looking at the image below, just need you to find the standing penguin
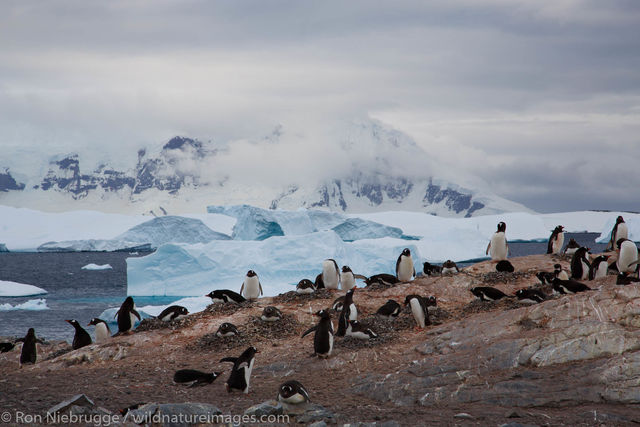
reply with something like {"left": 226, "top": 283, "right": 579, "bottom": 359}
{"left": 15, "top": 328, "right": 44, "bottom": 366}
{"left": 115, "top": 296, "right": 141, "bottom": 335}
{"left": 607, "top": 216, "right": 629, "bottom": 251}
{"left": 340, "top": 266, "right": 356, "bottom": 291}
{"left": 589, "top": 255, "right": 610, "bottom": 280}
{"left": 316, "top": 259, "right": 340, "bottom": 290}
{"left": 87, "top": 318, "right": 111, "bottom": 343}
{"left": 403, "top": 295, "right": 432, "bottom": 329}
{"left": 547, "top": 225, "right": 565, "bottom": 255}
{"left": 486, "top": 222, "right": 508, "bottom": 261}
{"left": 65, "top": 319, "right": 92, "bottom": 350}
{"left": 336, "top": 288, "right": 357, "bottom": 337}
{"left": 301, "top": 309, "right": 334, "bottom": 358}
{"left": 220, "top": 346, "right": 259, "bottom": 394}
{"left": 240, "top": 270, "right": 263, "bottom": 300}
{"left": 616, "top": 238, "right": 639, "bottom": 274}
{"left": 570, "top": 247, "right": 591, "bottom": 280}
{"left": 396, "top": 248, "right": 416, "bottom": 282}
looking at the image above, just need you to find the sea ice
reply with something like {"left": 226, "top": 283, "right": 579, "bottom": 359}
{"left": 81, "top": 263, "right": 113, "bottom": 270}
{"left": 0, "top": 280, "right": 48, "bottom": 297}
{"left": 0, "top": 298, "right": 49, "bottom": 311}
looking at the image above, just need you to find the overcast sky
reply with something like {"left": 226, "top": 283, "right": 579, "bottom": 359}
{"left": 1, "top": 0, "right": 639, "bottom": 213}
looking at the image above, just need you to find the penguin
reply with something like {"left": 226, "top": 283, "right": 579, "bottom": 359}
{"left": 470, "top": 286, "right": 509, "bottom": 302}
{"left": 375, "top": 299, "right": 401, "bottom": 319}
{"left": 15, "top": 328, "right": 44, "bottom": 366}
{"left": 547, "top": 225, "right": 565, "bottom": 255}
{"left": 554, "top": 263, "right": 570, "bottom": 280}
{"left": 423, "top": 262, "right": 443, "bottom": 276}
{"left": 0, "top": 342, "right": 15, "bottom": 353}
{"left": 563, "top": 238, "right": 580, "bottom": 257}
{"left": 301, "top": 309, "right": 334, "bottom": 358}
{"left": 617, "top": 272, "right": 640, "bottom": 285}
{"left": 515, "top": 288, "right": 546, "bottom": 304}
{"left": 396, "top": 248, "right": 416, "bottom": 282}
{"left": 87, "top": 318, "right": 111, "bottom": 343}
{"left": 346, "top": 320, "right": 378, "bottom": 339}
{"left": 616, "top": 238, "right": 639, "bottom": 274}
{"left": 318, "top": 259, "right": 340, "bottom": 290}
{"left": 486, "top": 222, "right": 508, "bottom": 261}
{"left": 205, "top": 289, "right": 246, "bottom": 304}
{"left": 296, "top": 279, "right": 316, "bottom": 295}
{"left": 364, "top": 273, "right": 400, "bottom": 287}
{"left": 536, "top": 270, "right": 556, "bottom": 285}
{"left": 220, "top": 346, "right": 259, "bottom": 394}
{"left": 114, "top": 296, "right": 141, "bottom": 335}
{"left": 261, "top": 306, "right": 283, "bottom": 322}
{"left": 588, "top": 255, "right": 610, "bottom": 280}
{"left": 552, "top": 277, "right": 591, "bottom": 294}
{"left": 173, "top": 369, "right": 220, "bottom": 387}
{"left": 331, "top": 295, "right": 345, "bottom": 312}
{"left": 336, "top": 288, "right": 357, "bottom": 337}
{"left": 340, "top": 266, "right": 356, "bottom": 291}
{"left": 240, "top": 270, "right": 263, "bottom": 300}
{"left": 607, "top": 216, "right": 629, "bottom": 251}
{"left": 570, "top": 247, "right": 591, "bottom": 280}
{"left": 403, "top": 295, "right": 432, "bottom": 329}
{"left": 216, "top": 322, "right": 239, "bottom": 337}
{"left": 495, "top": 260, "right": 515, "bottom": 273}
{"left": 157, "top": 306, "right": 189, "bottom": 322}
{"left": 65, "top": 319, "right": 92, "bottom": 350}
{"left": 277, "top": 380, "right": 311, "bottom": 405}
{"left": 441, "top": 260, "right": 460, "bottom": 275}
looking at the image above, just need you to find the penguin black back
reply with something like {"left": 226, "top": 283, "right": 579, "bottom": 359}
{"left": 205, "top": 289, "right": 246, "bottom": 304}
{"left": 337, "top": 288, "right": 355, "bottom": 336}
{"left": 470, "top": 286, "right": 509, "bottom": 302}
{"left": 15, "top": 328, "right": 43, "bottom": 365}
{"left": 66, "top": 319, "right": 92, "bottom": 350}
{"left": 301, "top": 309, "right": 334, "bottom": 358}
{"left": 364, "top": 273, "right": 399, "bottom": 287}
{"left": 570, "top": 247, "right": 591, "bottom": 280}
{"left": 220, "top": 346, "right": 258, "bottom": 393}
{"left": 173, "top": 369, "right": 220, "bottom": 386}
{"left": 115, "top": 296, "right": 141, "bottom": 334}
{"left": 277, "top": 380, "right": 311, "bottom": 404}
{"left": 495, "top": 260, "right": 515, "bottom": 273}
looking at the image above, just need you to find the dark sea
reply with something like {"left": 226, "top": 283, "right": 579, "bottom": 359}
{"left": 0, "top": 232, "right": 606, "bottom": 343}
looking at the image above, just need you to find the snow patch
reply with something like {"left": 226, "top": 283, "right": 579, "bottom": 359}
{"left": 0, "top": 280, "right": 48, "bottom": 297}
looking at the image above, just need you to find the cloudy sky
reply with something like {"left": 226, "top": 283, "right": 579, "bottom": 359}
{"left": 1, "top": 0, "right": 639, "bottom": 213}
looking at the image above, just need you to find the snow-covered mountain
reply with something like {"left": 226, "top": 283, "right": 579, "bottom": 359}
{"left": 0, "top": 119, "right": 531, "bottom": 217}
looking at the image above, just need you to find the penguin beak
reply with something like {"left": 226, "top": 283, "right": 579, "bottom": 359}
{"left": 65, "top": 319, "right": 72, "bottom": 324}
{"left": 86, "top": 322, "right": 91, "bottom": 326}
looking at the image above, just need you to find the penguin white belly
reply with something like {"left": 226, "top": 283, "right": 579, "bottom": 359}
{"left": 552, "top": 235, "right": 564, "bottom": 254}
{"left": 296, "top": 287, "right": 314, "bottom": 295}
{"left": 580, "top": 260, "right": 590, "bottom": 280}
{"left": 348, "top": 304, "right": 358, "bottom": 321}
{"left": 340, "top": 273, "right": 356, "bottom": 291}
{"left": 282, "top": 393, "right": 307, "bottom": 404}
{"left": 442, "top": 267, "right": 457, "bottom": 275}
{"left": 322, "top": 263, "right": 339, "bottom": 289}
{"left": 594, "top": 262, "right": 608, "bottom": 279}
{"left": 397, "top": 257, "right": 414, "bottom": 282}
{"left": 242, "top": 276, "right": 261, "bottom": 300}
{"left": 327, "top": 332, "right": 334, "bottom": 356}
{"left": 489, "top": 233, "right": 508, "bottom": 260}
{"left": 616, "top": 224, "right": 629, "bottom": 242}
{"left": 94, "top": 323, "right": 110, "bottom": 343}
{"left": 128, "top": 312, "right": 138, "bottom": 332}
{"left": 618, "top": 242, "right": 639, "bottom": 273}
{"left": 409, "top": 299, "right": 425, "bottom": 328}
{"left": 558, "top": 270, "right": 569, "bottom": 280}
{"left": 243, "top": 358, "right": 255, "bottom": 394}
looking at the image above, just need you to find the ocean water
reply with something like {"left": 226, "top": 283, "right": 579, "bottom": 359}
{"left": 0, "top": 232, "right": 606, "bottom": 342}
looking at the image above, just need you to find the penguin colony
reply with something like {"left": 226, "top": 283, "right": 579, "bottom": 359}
{"left": 3, "top": 217, "right": 637, "bottom": 408}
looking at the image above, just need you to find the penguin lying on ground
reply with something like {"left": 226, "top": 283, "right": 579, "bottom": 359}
{"left": 277, "top": 380, "right": 311, "bottom": 405}
{"left": 552, "top": 277, "right": 591, "bottom": 294}
{"left": 296, "top": 279, "right": 316, "bottom": 294}
{"left": 220, "top": 346, "right": 259, "bottom": 394}
{"left": 261, "top": 306, "right": 283, "bottom": 322}
{"left": 495, "top": 260, "right": 515, "bottom": 273}
{"left": 617, "top": 272, "right": 640, "bottom": 286}
{"left": 0, "top": 342, "right": 15, "bottom": 352}
{"left": 157, "top": 305, "right": 189, "bottom": 322}
{"left": 515, "top": 288, "right": 546, "bottom": 304}
{"left": 364, "top": 274, "right": 400, "bottom": 287}
{"left": 442, "top": 260, "right": 460, "bottom": 275}
{"left": 346, "top": 320, "right": 378, "bottom": 339}
{"left": 470, "top": 286, "right": 509, "bottom": 302}
{"left": 173, "top": 369, "right": 220, "bottom": 387}
{"left": 423, "top": 262, "right": 443, "bottom": 276}
{"left": 375, "top": 300, "right": 401, "bottom": 319}
{"left": 205, "top": 289, "right": 246, "bottom": 304}
{"left": 216, "top": 323, "right": 239, "bottom": 337}
{"left": 301, "top": 309, "right": 334, "bottom": 358}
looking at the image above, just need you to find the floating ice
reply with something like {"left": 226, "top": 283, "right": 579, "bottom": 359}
{"left": 115, "top": 216, "right": 231, "bottom": 246}
{"left": 0, "top": 298, "right": 49, "bottom": 311}
{"left": 81, "top": 263, "right": 113, "bottom": 270}
{"left": 0, "top": 280, "right": 48, "bottom": 297}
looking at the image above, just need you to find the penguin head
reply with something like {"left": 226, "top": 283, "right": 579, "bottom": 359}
{"left": 426, "top": 295, "right": 437, "bottom": 306}
{"left": 403, "top": 294, "right": 419, "bottom": 306}
{"left": 263, "top": 306, "right": 282, "bottom": 318}
{"left": 443, "top": 260, "right": 455, "bottom": 268}
{"left": 497, "top": 222, "right": 506, "bottom": 232}
{"left": 349, "top": 320, "right": 360, "bottom": 327}
{"left": 567, "top": 238, "right": 579, "bottom": 247}
{"left": 122, "top": 296, "right": 135, "bottom": 309}
{"left": 341, "top": 265, "right": 352, "bottom": 273}
{"left": 87, "top": 318, "right": 104, "bottom": 326}
{"left": 401, "top": 248, "right": 411, "bottom": 257}
{"left": 178, "top": 307, "right": 189, "bottom": 315}
{"left": 315, "top": 309, "right": 331, "bottom": 319}
{"left": 617, "top": 216, "right": 625, "bottom": 224}
{"left": 515, "top": 289, "right": 524, "bottom": 297}
{"left": 26, "top": 328, "right": 35, "bottom": 337}
{"left": 246, "top": 270, "right": 257, "bottom": 277}
{"left": 554, "top": 225, "right": 564, "bottom": 233}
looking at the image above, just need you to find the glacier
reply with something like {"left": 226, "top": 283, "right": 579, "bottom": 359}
{"left": 0, "top": 280, "right": 48, "bottom": 297}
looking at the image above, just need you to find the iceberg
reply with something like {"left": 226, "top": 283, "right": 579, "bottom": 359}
{"left": 81, "top": 263, "right": 113, "bottom": 270}
{"left": 115, "top": 216, "right": 231, "bottom": 246}
{"left": 0, "top": 243, "right": 8, "bottom": 252}
{"left": 0, "top": 280, "right": 48, "bottom": 297}
{"left": 0, "top": 298, "right": 49, "bottom": 311}
{"left": 37, "top": 239, "right": 153, "bottom": 252}
{"left": 127, "top": 231, "right": 421, "bottom": 296}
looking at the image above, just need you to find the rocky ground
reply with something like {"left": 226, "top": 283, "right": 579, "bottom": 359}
{"left": 2, "top": 253, "right": 640, "bottom": 426}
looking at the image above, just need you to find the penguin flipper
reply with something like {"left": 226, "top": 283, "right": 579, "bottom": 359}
{"left": 14, "top": 338, "right": 24, "bottom": 343}
{"left": 486, "top": 242, "right": 491, "bottom": 255}
{"left": 301, "top": 326, "right": 317, "bottom": 338}
{"left": 132, "top": 309, "right": 141, "bottom": 321}
{"left": 220, "top": 357, "right": 238, "bottom": 364}
{"left": 353, "top": 274, "right": 368, "bottom": 281}
{"left": 114, "top": 308, "right": 120, "bottom": 319}
{"left": 240, "top": 283, "right": 244, "bottom": 296}
{"left": 259, "top": 282, "right": 263, "bottom": 296}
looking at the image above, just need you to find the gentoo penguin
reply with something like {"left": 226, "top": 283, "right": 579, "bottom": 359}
{"left": 403, "top": 295, "right": 432, "bottom": 329}
{"left": 552, "top": 277, "right": 591, "bottom": 294}
{"left": 296, "top": 279, "right": 316, "bottom": 294}
{"left": 396, "top": 248, "right": 416, "bottom": 282}
{"left": 115, "top": 296, "right": 141, "bottom": 335}
{"left": 346, "top": 320, "right": 378, "bottom": 339}
{"left": 65, "top": 319, "right": 92, "bottom": 350}
{"left": 470, "top": 286, "right": 509, "bottom": 302}
{"left": 364, "top": 273, "right": 400, "bottom": 287}
{"left": 157, "top": 305, "right": 189, "bottom": 322}
{"left": 205, "top": 289, "right": 246, "bottom": 304}
{"left": 617, "top": 272, "right": 640, "bottom": 285}
{"left": 216, "top": 322, "right": 239, "bottom": 337}
{"left": 554, "top": 263, "right": 570, "bottom": 280}
{"left": 441, "top": 260, "right": 460, "bottom": 275}
{"left": 261, "top": 306, "right": 283, "bottom": 322}
{"left": 220, "top": 346, "right": 259, "bottom": 394}
{"left": 331, "top": 295, "right": 345, "bottom": 312}
{"left": 536, "top": 271, "right": 555, "bottom": 285}
{"left": 486, "top": 222, "right": 508, "bottom": 261}
{"left": 315, "top": 259, "right": 340, "bottom": 290}
{"left": 173, "top": 369, "right": 220, "bottom": 387}
{"left": 340, "top": 266, "right": 356, "bottom": 291}
{"left": 607, "top": 216, "right": 629, "bottom": 251}
{"left": 588, "top": 255, "right": 610, "bottom": 280}
{"left": 515, "top": 288, "right": 546, "bottom": 304}
{"left": 277, "top": 380, "right": 311, "bottom": 405}
{"left": 495, "top": 260, "right": 515, "bottom": 273}
{"left": 15, "top": 328, "right": 44, "bottom": 366}
{"left": 616, "top": 238, "right": 639, "bottom": 274}
{"left": 570, "top": 247, "right": 591, "bottom": 280}
{"left": 301, "top": 309, "right": 334, "bottom": 358}
{"left": 88, "top": 318, "right": 111, "bottom": 343}
{"left": 0, "top": 342, "right": 15, "bottom": 353}
{"left": 336, "top": 288, "right": 357, "bottom": 337}
{"left": 240, "top": 270, "right": 263, "bottom": 300}
{"left": 563, "top": 238, "right": 580, "bottom": 257}
{"left": 423, "top": 262, "right": 442, "bottom": 276}
{"left": 375, "top": 299, "right": 401, "bottom": 319}
{"left": 547, "top": 225, "right": 565, "bottom": 255}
